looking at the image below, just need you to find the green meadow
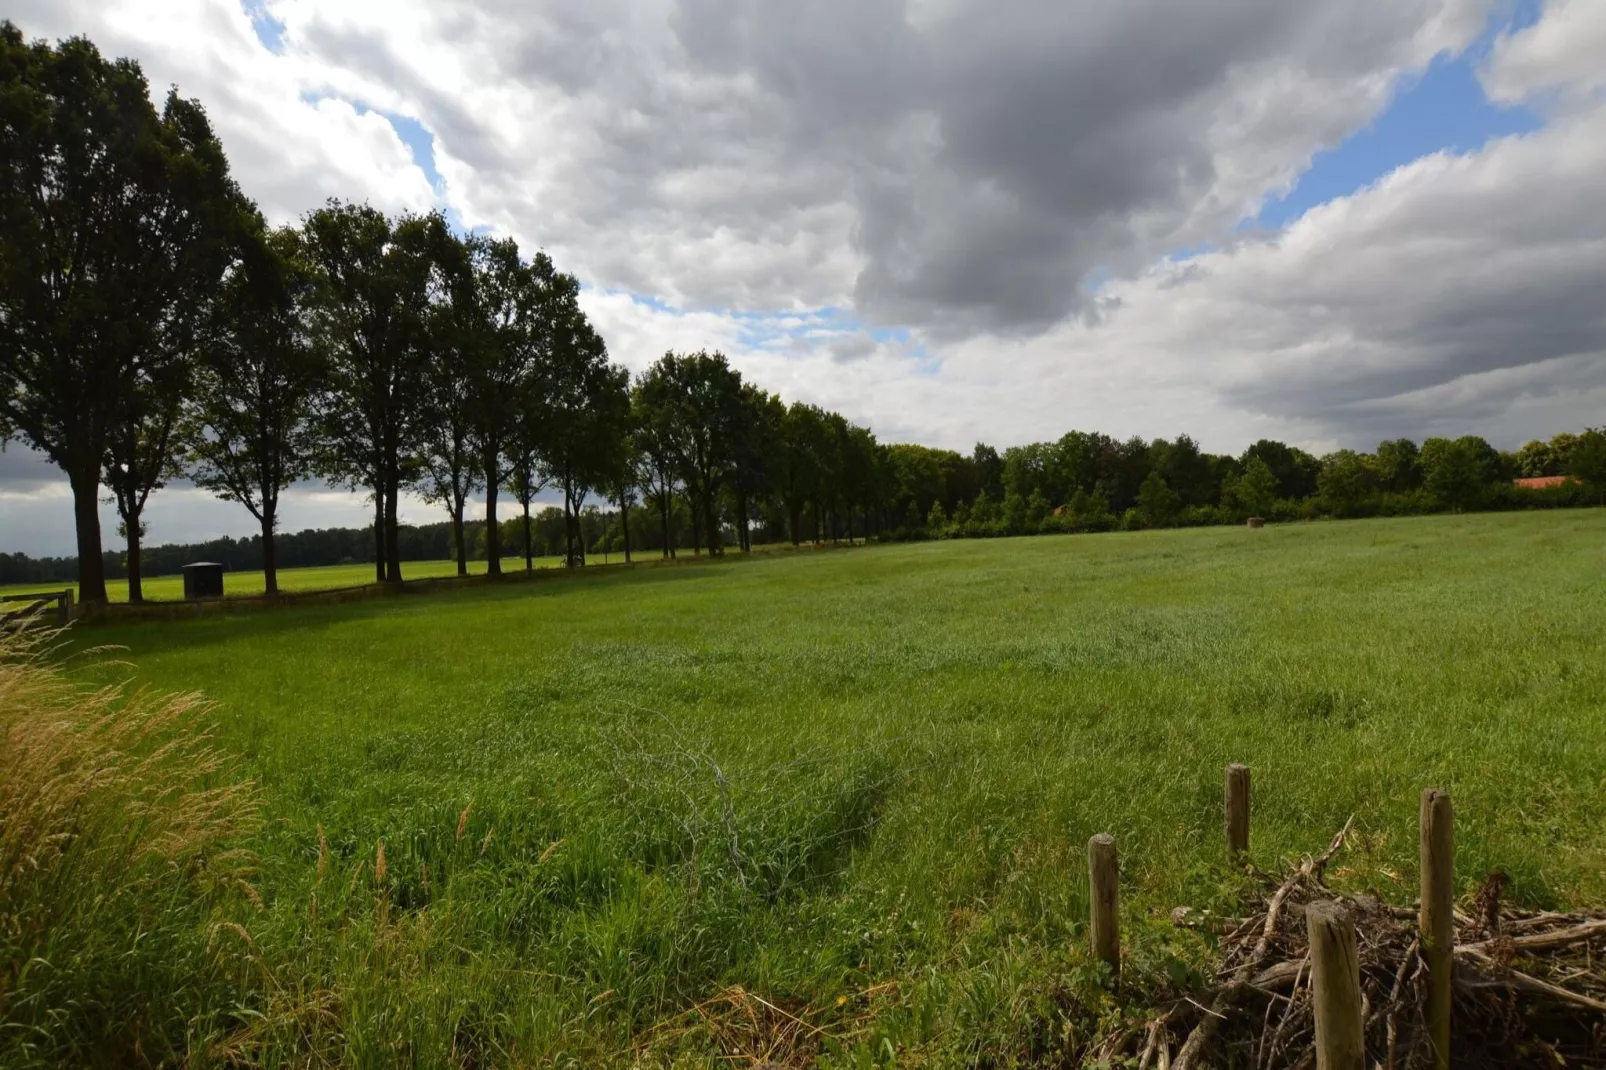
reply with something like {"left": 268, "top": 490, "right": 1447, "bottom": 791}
{"left": 22, "top": 511, "right": 1606, "bottom": 1066}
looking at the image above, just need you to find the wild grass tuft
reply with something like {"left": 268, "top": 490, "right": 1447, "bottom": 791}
{"left": 0, "top": 625, "right": 258, "bottom": 1066}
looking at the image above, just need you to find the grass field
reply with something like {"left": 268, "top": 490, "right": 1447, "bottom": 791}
{"left": 19, "top": 511, "right": 1606, "bottom": 1066}
{"left": 0, "top": 555, "right": 568, "bottom": 602}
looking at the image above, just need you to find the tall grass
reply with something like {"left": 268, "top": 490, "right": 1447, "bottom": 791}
{"left": 30, "top": 510, "right": 1606, "bottom": 1066}
{"left": 0, "top": 624, "right": 257, "bottom": 1066}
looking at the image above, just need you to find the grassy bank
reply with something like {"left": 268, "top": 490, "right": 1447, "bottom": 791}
{"left": 10, "top": 511, "right": 1606, "bottom": 1066}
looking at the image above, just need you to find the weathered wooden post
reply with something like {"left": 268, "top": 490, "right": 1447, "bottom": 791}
{"left": 1225, "top": 763, "right": 1250, "bottom": 858}
{"left": 1307, "top": 900, "right": 1365, "bottom": 1070}
{"left": 1088, "top": 833, "right": 1120, "bottom": 984}
{"left": 59, "top": 588, "right": 74, "bottom": 626}
{"left": 1420, "top": 788, "right": 1453, "bottom": 1070}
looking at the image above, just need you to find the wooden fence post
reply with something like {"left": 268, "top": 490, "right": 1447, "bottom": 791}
{"left": 59, "top": 588, "right": 73, "bottom": 626}
{"left": 1225, "top": 763, "right": 1250, "bottom": 858}
{"left": 1307, "top": 900, "right": 1365, "bottom": 1070}
{"left": 1088, "top": 833, "right": 1120, "bottom": 984}
{"left": 1420, "top": 788, "right": 1453, "bottom": 1070}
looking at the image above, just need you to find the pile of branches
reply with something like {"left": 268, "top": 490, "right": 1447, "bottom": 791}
{"left": 1095, "top": 820, "right": 1606, "bottom": 1069}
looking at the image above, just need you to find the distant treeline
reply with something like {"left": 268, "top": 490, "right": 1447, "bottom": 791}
{"left": 899, "top": 428, "right": 1606, "bottom": 542}
{"left": 8, "top": 427, "right": 1604, "bottom": 588}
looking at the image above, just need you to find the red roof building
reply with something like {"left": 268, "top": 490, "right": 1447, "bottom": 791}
{"left": 1514, "top": 475, "right": 1575, "bottom": 489}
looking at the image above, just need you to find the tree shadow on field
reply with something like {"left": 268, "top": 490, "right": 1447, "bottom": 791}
{"left": 57, "top": 555, "right": 756, "bottom": 663}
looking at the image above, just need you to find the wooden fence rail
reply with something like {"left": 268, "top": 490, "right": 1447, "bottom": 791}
{"left": 0, "top": 588, "right": 74, "bottom": 628}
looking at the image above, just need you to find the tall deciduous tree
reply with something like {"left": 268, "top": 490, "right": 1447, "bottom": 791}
{"left": 538, "top": 304, "right": 628, "bottom": 566}
{"left": 1374, "top": 438, "right": 1422, "bottom": 492}
{"left": 469, "top": 244, "right": 562, "bottom": 575}
{"left": 0, "top": 26, "right": 244, "bottom": 605}
{"left": 1222, "top": 455, "right": 1278, "bottom": 518}
{"left": 507, "top": 433, "right": 546, "bottom": 570}
{"left": 1137, "top": 469, "right": 1181, "bottom": 526}
{"left": 188, "top": 224, "right": 323, "bottom": 595}
{"left": 777, "top": 402, "right": 826, "bottom": 544}
{"left": 1566, "top": 428, "right": 1606, "bottom": 503}
{"left": 645, "top": 351, "right": 745, "bottom": 555}
{"left": 603, "top": 404, "right": 644, "bottom": 563}
{"left": 415, "top": 228, "right": 484, "bottom": 577}
{"left": 303, "top": 202, "right": 442, "bottom": 583}
{"left": 633, "top": 373, "right": 682, "bottom": 558}
{"left": 728, "top": 385, "right": 783, "bottom": 553}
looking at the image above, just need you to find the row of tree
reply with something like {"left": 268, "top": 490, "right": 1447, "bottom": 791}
{"left": 0, "top": 27, "right": 900, "bottom": 604}
{"left": 3, "top": 27, "right": 1603, "bottom": 605}
{"left": 0, "top": 512, "right": 627, "bottom": 588}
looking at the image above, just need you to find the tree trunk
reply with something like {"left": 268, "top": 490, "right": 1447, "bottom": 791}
{"left": 69, "top": 467, "right": 109, "bottom": 607}
{"left": 660, "top": 491, "right": 672, "bottom": 558}
{"left": 563, "top": 490, "right": 582, "bottom": 567}
{"left": 452, "top": 503, "right": 467, "bottom": 576}
{"left": 373, "top": 495, "right": 385, "bottom": 583}
{"left": 522, "top": 498, "right": 534, "bottom": 571}
{"left": 705, "top": 493, "right": 722, "bottom": 556}
{"left": 484, "top": 473, "right": 501, "bottom": 577}
{"left": 124, "top": 514, "right": 144, "bottom": 603}
{"left": 262, "top": 511, "right": 280, "bottom": 596}
{"left": 383, "top": 466, "right": 402, "bottom": 583}
{"left": 737, "top": 491, "right": 750, "bottom": 552}
{"left": 620, "top": 490, "right": 633, "bottom": 564}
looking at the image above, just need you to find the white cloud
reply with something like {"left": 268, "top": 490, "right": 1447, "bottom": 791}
{"left": 10, "top": 0, "right": 437, "bottom": 222}
{"left": 1482, "top": 0, "right": 1606, "bottom": 106}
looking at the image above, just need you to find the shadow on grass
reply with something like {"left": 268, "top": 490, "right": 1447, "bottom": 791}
{"left": 58, "top": 548, "right": 845, "bottom": 663}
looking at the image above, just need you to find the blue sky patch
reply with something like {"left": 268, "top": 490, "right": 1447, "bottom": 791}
{"left": 1255, "top": 1, "right": 1543, "bottom": 229}
{"left": 379, "top": 111, "right": 445, "bottom": 194}
{"left": 241, "top": 0, "right": 285, "bottom": 54}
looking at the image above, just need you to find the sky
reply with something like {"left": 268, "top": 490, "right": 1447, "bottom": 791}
{"left": 3, "top": 0, "right": 1605, "bottom": 556}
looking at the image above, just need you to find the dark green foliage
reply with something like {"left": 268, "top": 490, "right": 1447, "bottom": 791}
{"left": 1242, "top": 439, "right": 1322, "bottom": 500}
{"left": 1421, "top": 436, "right": 1498, "bottom": 511}
{"left": 0, "top": 24, "right": 246, "bottom": 604}
{"left": 1316, "top": 449, "right": 1379, "bottom": 517}
{"left": 540, "top": 304, "right": 629, "bottom": 565}
{"left": 302, "top": 202, "right": 446, "bottom": 582}
{"left": 189, "top": 224, "right": 324, "bottom": 594}
{"left": 1136, "top": 469, "right": 1181, "bottom": 526}
{"left": 1221, "top": 455, "right": 1278, "bottom": 518}
{"left": 971, "top": 442, "right": 1004, "bottom": 498}
{"left": 1374, "top": 438, "right": 1422, "bottom": 492}
{"left": 1569, "top": 428, "right": 1606, "bottom": 501}
{"left": 634, "top": 351, "right": 747, "bottom": 556}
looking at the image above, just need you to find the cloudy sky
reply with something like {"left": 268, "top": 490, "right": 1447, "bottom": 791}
{"left": 3, "top": 0, "right": 1604, "bottom": 556}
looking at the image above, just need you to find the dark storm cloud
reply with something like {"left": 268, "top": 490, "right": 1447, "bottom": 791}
{"left": 651, "top": 0, "right": 1482, "bottom": 334}
{"left": 0, "top": 444, "right": 63, "bottom": 492}
{"left": 280, "top": 0, "right": 1481, "bottom": 335}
